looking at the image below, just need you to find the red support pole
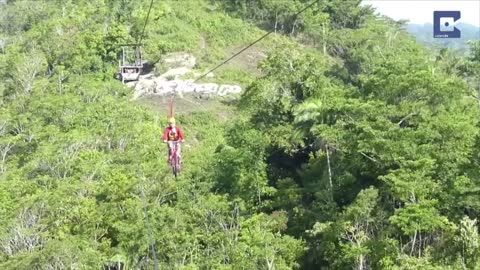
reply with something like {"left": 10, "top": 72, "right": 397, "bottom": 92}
{"left": 168, "top": 95, "right": 174, "bottom": 118}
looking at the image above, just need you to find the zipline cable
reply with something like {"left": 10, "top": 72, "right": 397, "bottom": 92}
{"left": 193, "top": 0, "right": 320, "bottom": 83}
{"left": 137, "top": 0, "right": 155, "bottom": 46}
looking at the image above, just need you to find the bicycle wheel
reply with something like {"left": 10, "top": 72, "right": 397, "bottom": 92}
{"left": 175, "top": 155, "right": 180, "bottom": 174}
{"left": 172, "top": 163, "right": 177, "bottom": 177}
{"left": 171, "top": 148, "right": 178, "bottom": 177}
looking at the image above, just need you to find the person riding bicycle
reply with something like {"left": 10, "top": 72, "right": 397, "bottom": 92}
{"left": 162, "top": 117, "right": 185, "bottom": 163}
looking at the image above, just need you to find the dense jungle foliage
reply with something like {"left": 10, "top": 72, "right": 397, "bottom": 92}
{"left": 1, "top": 0, "right": 480, "bottom": 269}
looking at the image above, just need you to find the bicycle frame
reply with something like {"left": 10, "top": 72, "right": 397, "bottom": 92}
{"left": 168, "top": 141, "right": 181, "bottom": 177}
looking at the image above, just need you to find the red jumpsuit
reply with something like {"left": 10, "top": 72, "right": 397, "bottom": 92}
{"left": 162, "top": 126, "right": 184, "bottom": 161}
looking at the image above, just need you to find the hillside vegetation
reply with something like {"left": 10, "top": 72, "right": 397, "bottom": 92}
{"left": 406, "top": 23, "right": 480, "bottom": 52}
{"left": 1, "top": 0, "right": 480, "bottom": 269}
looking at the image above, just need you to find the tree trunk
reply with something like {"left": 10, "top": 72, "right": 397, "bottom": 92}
{"left": 274, "top": 12, "right": 278, "bottom": 33}
{"left": 357, "top": 254, "right": 365, "bottom": 270}
{"left": 322, "top": 23, "right": 327, "bottom": 55}
{"left": 326, "top": 144, "right": 333, "bottom": 200}
{"left": 291, "top": 20, "right": 297, "bottom": 36}
{"left": 410, "top": 230, "right": 417, "bottom": 255}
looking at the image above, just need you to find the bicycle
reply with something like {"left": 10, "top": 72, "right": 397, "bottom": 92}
{"left": 168, "top": 141, "right": 182, "bottom": 177}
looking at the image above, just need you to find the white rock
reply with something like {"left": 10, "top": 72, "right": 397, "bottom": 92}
{"left": 127, "top": 52, "right": 242, "bottom": 99}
